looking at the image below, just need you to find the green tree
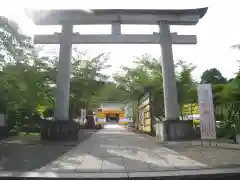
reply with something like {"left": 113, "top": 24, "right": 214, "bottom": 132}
{"left": 114, "top": 54, "right": 162, "bottom": 99}
{"left": 200, "top": 68, "right": 227, "bottom": 84}
{"left": 176, "top": 60, "right": 197, "bottom": 104}
{"left": 70, "top": 48, "right": 113, "bottom": 116}
{"left": 0, "top": 16, "right": 33, "bottom": 64}
{"left": 114, "top": 54, "right": 164, "bottom": 118}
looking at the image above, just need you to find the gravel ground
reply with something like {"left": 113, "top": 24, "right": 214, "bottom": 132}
{"left": 165, "top": 143, "right": 240, "bottom": 168}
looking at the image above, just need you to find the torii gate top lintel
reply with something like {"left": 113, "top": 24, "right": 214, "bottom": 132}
{"left": 26, "top": 7, "right": 208, "bottom": 26}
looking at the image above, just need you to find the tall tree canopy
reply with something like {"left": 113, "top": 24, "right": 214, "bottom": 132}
{"left": 200, "top": 68, "right": 227, "bottom": 84}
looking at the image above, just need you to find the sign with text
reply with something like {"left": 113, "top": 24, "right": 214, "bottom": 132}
{"left": 197, "top": 84, "right": 216, "bottom": 140}
{"left": 96, "top": 113, "right": 106, "bottom": 125}
{"left": 137, "top": 92, "right": 152, "bottom": 133}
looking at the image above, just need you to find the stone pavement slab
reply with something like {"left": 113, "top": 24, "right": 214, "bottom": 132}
{"left": 36, "top": 124, "right": 212, "bottom": 173}
{"left": 101, "top": 157, "right": 126, "bottom": 172}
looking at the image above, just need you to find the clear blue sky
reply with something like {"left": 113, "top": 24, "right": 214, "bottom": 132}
{"left": 1, "top": 0, "right": 240, "bottom": 81}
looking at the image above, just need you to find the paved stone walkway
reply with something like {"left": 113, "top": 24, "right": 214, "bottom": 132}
{"left": 37, "top": 124, "right": 208, "bottom": 173}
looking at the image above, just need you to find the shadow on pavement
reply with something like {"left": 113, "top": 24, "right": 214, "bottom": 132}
{"left": 0, "top": 129, "right": 98, "bottom": 171}
{"left": 127, "top": 127, "right": 240, "bottom": 170}
{"left": 88, "top": 128, "right": 240, "bottom": 172}
{"left": 40, "top": 127, "right": 209, "bottom": 173}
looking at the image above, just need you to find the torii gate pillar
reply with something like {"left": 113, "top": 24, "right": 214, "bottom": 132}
{"left": 159, "top": 21, "right": 179, "bottom": 121}
{"left": 41, "top": 23, "right": 78, "bottom": 141}
{"left": 158, "top": 21, "right": 193, "bottom": 141}
{"left": 55, "top": 24, "right": 73, "bottom": 121}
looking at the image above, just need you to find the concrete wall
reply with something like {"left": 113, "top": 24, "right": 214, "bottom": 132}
{"left": 156, "top": 120, "right": 196, "bottom": 141}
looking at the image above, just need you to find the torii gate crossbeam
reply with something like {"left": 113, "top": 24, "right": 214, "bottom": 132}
{"left": 34, "top": 34, "right": 197, "bottom": 44}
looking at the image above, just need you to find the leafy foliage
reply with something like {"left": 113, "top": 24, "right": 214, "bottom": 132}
{"left": 200, "top": 68, "right": 227, "bottom": 84}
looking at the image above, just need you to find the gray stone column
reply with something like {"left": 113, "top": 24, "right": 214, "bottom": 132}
{"left": 54, "top": 24, "right": 73, "bottom": 120}
{"left": 111, "top": 21, "right": 121, "bottom": 35}
{"left": 159, "top": 21, "right": 179, "bottom": 120}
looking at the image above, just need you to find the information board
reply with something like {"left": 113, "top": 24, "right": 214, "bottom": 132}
{"left": 137, "top": 92, "right": 152, "bottom": 133}
{"left": 197, "top": 84, "right": 216, "bottom": 140}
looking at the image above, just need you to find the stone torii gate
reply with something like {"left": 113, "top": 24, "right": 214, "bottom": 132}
{"left": 26, "top": 8, "right": 208, "bottom": 141}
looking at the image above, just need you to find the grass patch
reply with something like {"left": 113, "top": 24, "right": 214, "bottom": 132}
{"left": 18, "top": 132, "right": 40, "bottom": 137}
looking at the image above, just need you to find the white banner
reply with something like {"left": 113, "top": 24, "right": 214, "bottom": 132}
{"left": 80, "top": 109, "right": 87, "bottom": 123}
{"left": 197, "top": 84, "right": 216, "bottom": 140}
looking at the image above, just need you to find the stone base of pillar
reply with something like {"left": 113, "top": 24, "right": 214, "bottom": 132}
{"left": 159, "top": 120, "right": 195, "bottom": 141}
{"left": 40, "top": 119, "right": 79, "bottom": 141}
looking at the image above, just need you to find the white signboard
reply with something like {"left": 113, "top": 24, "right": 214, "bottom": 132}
{"left": 80, "top": 109, "right": 87, "bottom": 123}
{"left": 197, "top": 84, "right": 216, "bottom": 140}
{"left": 127, "top": 118, "right": 133, "bottom": 123}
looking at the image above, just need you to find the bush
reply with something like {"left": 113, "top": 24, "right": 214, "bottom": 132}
{"left": 43, "top": 108, "right": 54, "bottom": 117}
{"left": 21, "top": 124, "right": 41, "bottom": 133}
{"left": 193, "top": 119, "right": 200, "bottom": 126}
